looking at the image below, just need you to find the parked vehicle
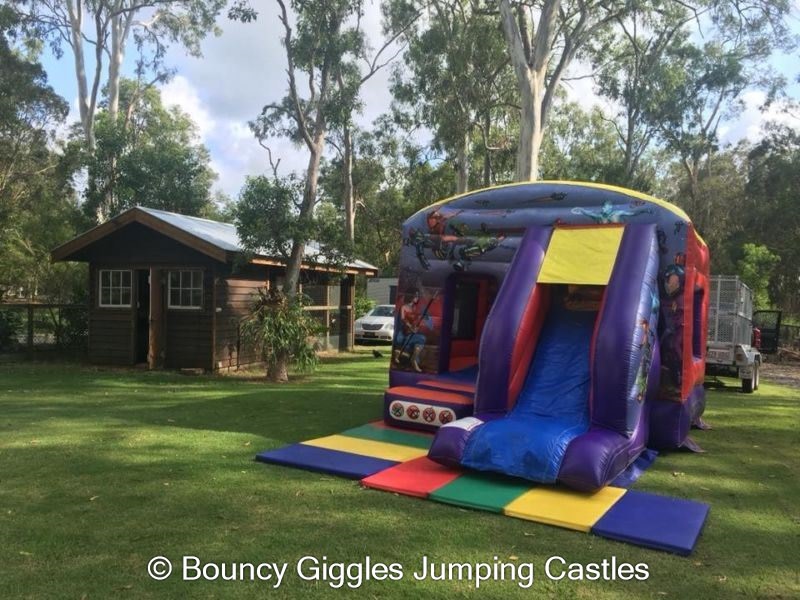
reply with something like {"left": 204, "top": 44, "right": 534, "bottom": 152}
{"left": 354, "top": 305, "right": 396, "bottom": 343}
{"left": 706, "top": 275, "right": 781, "bottom": 393}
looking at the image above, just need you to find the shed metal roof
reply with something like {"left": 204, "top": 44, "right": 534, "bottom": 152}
{"left": 51, "top": 206, "right": 378, "bottom": 274}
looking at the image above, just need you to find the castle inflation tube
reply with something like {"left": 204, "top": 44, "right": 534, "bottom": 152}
{"left": 384, "top": 181, "right": 710, "bottom": 492}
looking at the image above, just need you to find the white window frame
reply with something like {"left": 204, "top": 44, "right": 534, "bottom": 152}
{"left": 168, "top": 269, "right": 204, "bottom": 310}
{"left": 98, "top": 269, "right": 133, "bottom": 308}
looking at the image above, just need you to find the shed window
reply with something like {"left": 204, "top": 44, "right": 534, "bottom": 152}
{"left": 168, "top": 270, "right": 203, "bottom": 309}
{"left": 99, "top": 270, "right": 132, "bottom": 307}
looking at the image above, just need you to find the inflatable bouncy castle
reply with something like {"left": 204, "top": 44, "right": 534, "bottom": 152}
{"left": 384, "top": 182, "right": 709, "bottom": 492}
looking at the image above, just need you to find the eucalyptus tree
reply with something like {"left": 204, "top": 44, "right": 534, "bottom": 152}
{"left": 497, "top": 0, "right": 634, "bottom": 182}
{"left": 82, "top": 80, "right": 216, "bottom": 221}
{"left": 587, "top": 2, "right": 692, "bottom": 188}
{"left": 389, "top": 0, "right": 514, "bottom": 193}
{"left": 647, "top": 0, "right": 793, "bottom": 232}
{"left": 0, "top": 5, "right": 69, "bottom": 226}
{"left": 12, "top": 0, "right": 226, "bottom": 150}
{"left": 231, "top": 0, "right": 368, "bottom": 298}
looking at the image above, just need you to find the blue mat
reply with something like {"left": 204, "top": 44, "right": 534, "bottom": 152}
{"left": 462, "top": 306, "right": 594, "bottom": 482}
{"left": 256, "top": 444, "right": 398, "bottom": 479}
{"left": 591, "top": 489, "right": 710, "bottom": 555}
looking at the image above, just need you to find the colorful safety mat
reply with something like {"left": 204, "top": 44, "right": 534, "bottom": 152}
{"left": 256, "top": 422, "right": 708, "bottom": 556}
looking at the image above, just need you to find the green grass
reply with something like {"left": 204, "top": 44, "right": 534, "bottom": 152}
{"left": 1, "top": 353, "right": 798, "bottom": 599}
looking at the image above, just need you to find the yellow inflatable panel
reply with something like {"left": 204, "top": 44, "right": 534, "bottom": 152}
{"left": 302, "top": 435, "right": 428, "bottom": 462}
{"left": 537, "top": 226, "right": 624, "bottom": 285}
{"left": 503, "top": 485, "right": 627, "bottom": 532}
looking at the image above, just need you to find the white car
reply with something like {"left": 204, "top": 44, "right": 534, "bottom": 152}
{"left": 354, "top": 305, "right": 395, "bottom": 343}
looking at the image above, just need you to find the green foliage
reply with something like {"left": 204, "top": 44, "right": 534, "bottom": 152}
{"left": 389, "top": 0, "right": 514, "bottom": 188}
{"left": 239, "top": 288, "right": 324, "bottom": 379}
{"left": 82, "top": 79, "right": 216, "bottom": 222}
{"left": 319, "top": 122, "right": 455, "bottom": 274}
{"left": 354, "top": 294, "right": 375, "bottom": 318}
{"left": 246, "top": 0, "right": 366, "bottom": 144}
{"left": 0, "top": 9, "right": 82, "bottom": 300}
{"left": 0, "top": 309, "right": 23, "bottom": 351}
{"left": 540, "top": 102, "right": 649, "bottom": 186}
{"left": 235, "top": 175, "right": 352, "bottom": 270}
{"left": 657, "top": 144, "right": 748, "bottom": 272}
{"left": 737, "top": 244, "right": 780, "bottom": 310}
{"left": 741, "top": 125, "right": 800, "bottom": 313}
{"left": 0, "top": 5, "right": 69, "bottom": 226}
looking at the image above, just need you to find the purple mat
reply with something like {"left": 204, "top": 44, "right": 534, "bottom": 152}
{"left": 611, "top": 448, "right": 658, "bottom": 488}
{"left": 592, "top": 489, "right": 710, "bottom": 555}
{"left": 256, "top": 444, "right": 398, "bottom": 479}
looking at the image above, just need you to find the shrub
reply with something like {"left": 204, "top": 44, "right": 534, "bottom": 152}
{"left": 240, "top": 288, "right": 325, "bottom": 382}
{"left": 355, "top": 293, "right": 376, "bottom": 318}
{"left": 0, "top": 309, "right": 23, "bottom": 351}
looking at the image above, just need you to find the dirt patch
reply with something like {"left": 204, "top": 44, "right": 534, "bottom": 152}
{"left": 761, "top": 360, "right": 800, "bottom": 390}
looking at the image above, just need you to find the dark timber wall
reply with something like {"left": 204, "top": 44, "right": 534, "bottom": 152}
{"left": 79, "top": 221, "right": 357, "bottom": 370}
{"left": 86, "top": 223, "right": 216, "bottom": 368}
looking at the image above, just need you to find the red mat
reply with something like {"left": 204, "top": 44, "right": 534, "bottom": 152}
{"left": 361, "top": 457, "right": 462, "bottom": 498}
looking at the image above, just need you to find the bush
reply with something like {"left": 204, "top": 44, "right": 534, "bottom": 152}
{"left": 240, "top": 288, "right": 325, "bottom": 382}
{"left": 0, "top": 309, "right": 23, "bottom": 351}
{"left": 355, "top": 294, "right": 376, "bottom": 318}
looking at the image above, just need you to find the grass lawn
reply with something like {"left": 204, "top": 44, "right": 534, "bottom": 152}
{"left": 1, "top": 352, "right": 798, "bottom": 599}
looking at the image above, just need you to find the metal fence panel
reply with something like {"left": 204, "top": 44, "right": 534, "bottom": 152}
{"left": 0, "top": 304, "right": 88, "bottom": 359}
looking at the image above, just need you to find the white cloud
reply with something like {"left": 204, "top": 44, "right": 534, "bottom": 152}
{"left": 160, "top": 75, "right": 217, "bottom": 141}
{"left": 720, "top": 90, "right": 800, "bottom": 145}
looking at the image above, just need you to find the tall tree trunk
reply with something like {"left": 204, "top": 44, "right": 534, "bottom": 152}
{"left": 342, "top": 124, "right": 355, "bottom": 243}
{"left": 65, "top": 0, "right": 94, "bottom": 149}
{"left": 456, "top": 130, "right": 470, "bottom": 193}
{"left": 284, "top": 141, "right": 325, "bottom": 298}
{"left": 268, "top": 353, "right": 290, "bottom": 382}
{"left": 516, "top": 75, "right": 545, "bottom": 181}
{"left": 482, "top": 112, "right": 492, "bottom": 187}
{"left": 499, "top": 0, "right": 560, "bottom": 182}
{"left": 107, "top": 15, "right": 126, "bottom": 124}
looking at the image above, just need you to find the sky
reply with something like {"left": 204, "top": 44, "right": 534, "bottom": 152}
{"left": 38, "top": 2, "right": 800, "bottom": 199}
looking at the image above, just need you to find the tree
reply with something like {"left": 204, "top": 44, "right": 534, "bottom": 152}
{"left": 497, "top": 0, "right": 630, "bottom": 181}
{"left": 320, "top": 119, "right": 454, "bottom": 274}
{"left": 81, "top": 79, "right": 216, "bottom": 221}
{"left": 588, "top": 2, "right": 692, "bottom": 188}
{"left": 390, "top": 0, "right": 514, "bottom": 193}
{"left": 539, "top": 101, "right": 650, "bottom": 186}
{"left": 232, "top": 0, "right": 366, "bottom": 300}
{"left": 742, "top": 125, "right": 800, "bottom": 314}
{"left": 0, "top": 6, "right": 83, "bottom": 301}
{"left": 634, "top": 1, "right": 792, "bottom": 214}
{"left": 657, "top": 143, "right": 748, "bottom": 270}
{"left": 14, "top": 0, "right": 226, "bottom": 149}
{"left": 240, "top": 287, "right": 323, "bottom": 382}
{"left": 737, "top": 243, "right": 780, "bottom": 310}
{"left": 0, "top": 5, "right": 69, "bottom": 229}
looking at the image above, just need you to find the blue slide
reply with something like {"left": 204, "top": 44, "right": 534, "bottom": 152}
{"left": 461, "top": 303, "right": 595, "bottom": 482}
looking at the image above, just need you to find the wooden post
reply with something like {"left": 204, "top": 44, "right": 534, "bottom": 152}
{"left": 338, "top": 275, "right": 354, "bottom": 352}
{"left": 148, "top": 268, "right": 164, "bottom": 369}
{"left": 210, "top": 266, "right": 217, "bottom": 372}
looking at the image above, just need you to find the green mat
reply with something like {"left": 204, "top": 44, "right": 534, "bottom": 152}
{"left": 429, "top": 472, "right": 532, "bottom": 512}
{"left": 340, "top": 424, "right": 433, "bottom": 450}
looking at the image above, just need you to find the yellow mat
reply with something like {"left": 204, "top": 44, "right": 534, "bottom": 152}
{"left": 302, "top": 435, "right": 428, "bottom": 462}
{"left": 503, "top": 485, "right": 627, "bottom": 532}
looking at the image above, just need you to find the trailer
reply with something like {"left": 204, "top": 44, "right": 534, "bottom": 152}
{"left": 706, "top": 275, "right": 781, "bottom": 393}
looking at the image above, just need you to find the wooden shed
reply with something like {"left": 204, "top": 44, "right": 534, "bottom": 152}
{"left": 51, "top": 207, "right": 377, "bottom": 370}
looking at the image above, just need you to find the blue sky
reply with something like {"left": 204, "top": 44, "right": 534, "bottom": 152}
{"left": 38, "top": 3, "right": 800, "bottom": 199}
